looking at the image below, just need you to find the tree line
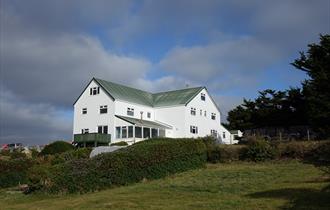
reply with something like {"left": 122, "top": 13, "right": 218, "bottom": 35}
{"left": 226, "top": 34, "right": 330, "bottom": 139}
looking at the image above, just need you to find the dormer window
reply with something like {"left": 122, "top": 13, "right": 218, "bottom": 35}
{"left": 127, "top": 108, "right": 134, "bottom": 116}
{"left": 191, "top": 107, "right": 196, "bottom": 115}
{"left": 100, "top": 105, "right": 108, "bottom": 114}
{"left": 201, "top": 93, "right": 205, "bottom": 101}
{"left": 90, "top": 87, "right": 100, "bottom": 95}
{"left": 211, "top": 113, "right": 216, "bottom": 120}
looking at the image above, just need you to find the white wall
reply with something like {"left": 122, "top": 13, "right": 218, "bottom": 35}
{"left": 73, "top": 80, "right": 114, "bottom": 138}
{"left": 220, "top": 124, "right": 232, "bottom": 144}
{"left": 154, "top": 106, "right": 185, "bottom": 138}
{"left": 184, "top": 88, "right": 221, "bottom": 138}
{"left": 114, "top": 100, "right": 155, "bottom": 121}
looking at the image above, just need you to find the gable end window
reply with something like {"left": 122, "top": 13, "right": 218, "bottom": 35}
{"left": 201, "top": 93, "right": 206, "bottom": 101}
{"left": 82, "top": 108, "right": 87, "bottom": 114}
{"left": 100, "top": 105, "right": 108, "bottom": 114}
{"left": 191, "top": 107, "right": 196, "bottom": 116}
{"left": 127, "top": 108, "right": 134, "bottom": 116}
{"left": 98, "top": 125, "right": 108, "bottom": 134}
{"left": 190, "top": 126, "right": 198, "bottom": 134}
{"left": 211, "top": 113, "right": 216, "bottom": 120}
{"left": 90, "top": 87, "right": 100, "bottom": 95}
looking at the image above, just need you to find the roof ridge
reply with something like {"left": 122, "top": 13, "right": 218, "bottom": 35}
{"left": 152, "top": 86, "right": 204, "bottom": 95}
{"left": 94, "top": 78, "right": 152, "bottom": 94}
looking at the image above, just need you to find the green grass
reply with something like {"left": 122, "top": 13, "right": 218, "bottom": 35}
{"left": 0, "top": 161, "right": 329, "bottom": 210}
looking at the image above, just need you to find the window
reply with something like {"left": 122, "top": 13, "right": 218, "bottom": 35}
{"left": 128, "top": 126, "right": 134, "bottom": 138}
{"left": 90, "top": 87, "right": 100, "bottom": 95}
{"left": 127, "top": 108, "right": 134, "bottom": 116}
{"left": 135, "top": 126, "right": 142, "bottom": 138}
{"left": 152, "top": 128, "right": 158, "bottom": 138}
{"left": 200, "top": 109, "right": 202, "bottom": 116}
{"left": 191, "top": 107, "right": 196, "bottom": 115}
{"left": 204, "top": 111, "right": 207, "bottom": 117}
{"left": 82, "top": 108, "right": 87, "bottom": 114}
{"left": 81, "top": 128, "right": 89, "bottom": 134}
{"left": 211, "top": 113, "right": 216, "bottom": 120}
{"left": 98, "top": 125, "right": 108, "bottom": 134}
{"left": 100, "top": 105, "right": 108, "bottom": 114}
{"left": 159, "top": 129, "right": 165, "bottom": 137}
{"left": 122, "top": 126, "right": 127, "bottom": 138}
{"left": 147, "top": 112, "right": 151, "bottom": 118}
{"left": 201, "top": 93, "right": 205, "bottom": 101}
{"left": 116, "top": 127, "right": 121, "bottom": 139}
{"left": 190, "top": 126, "right": 198, "bottom": 134}
{"left": 143, "top": 127, "right": 151, "bottom": 138}
{"left": 211, "top": 129, "right": 217, "bottom": 137}
{"left": 223, "top": 132, "right": 226, "bottom": 139}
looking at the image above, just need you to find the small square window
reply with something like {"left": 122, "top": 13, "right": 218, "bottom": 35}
{"left": 98, "top": 125, "right": 108, "bottom": 134}
{"left": 90, "top": 87, "right": 100, "bottom": 95}
{"left": 201, "top": 93, "right": 205, "bottom": 101}
{"left": 82, "top": 108, "right": 87, "bottom": 114}
{"left": 204, "top": 111, "right": 207, "bottom": 117}
{"left": 147, "top": 112, "right": 151, "bottom": 118}
{"left": 100, "top": 105, "right": 108, "bottom": 114}
{"left": 191, "top": 107, "right": 196, "bottom": 116}
{"left": 223, "top": 132, "right": 226, "bottom": 139}
{"left": 127, "top": 108, "right": 134, "bottom": 116}
{"left": 211, "top": 113, "right": 216, "bottom": 120}
{"left": 211, "top": 129, "right": 217, "bottom": 137}
{"left": 82, "top": 128, "right": 89, "bottom": 134}
{"left": 190, "top": 126, "right": 198, "bottom": 134}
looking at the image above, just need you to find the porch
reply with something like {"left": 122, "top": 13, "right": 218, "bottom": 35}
{"left": 73, "top": 133, "right": 111, "bottom": 147}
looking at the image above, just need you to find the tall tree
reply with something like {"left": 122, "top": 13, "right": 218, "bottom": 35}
{"left": 292, "top": 34, "right": 330, "bottom": 138}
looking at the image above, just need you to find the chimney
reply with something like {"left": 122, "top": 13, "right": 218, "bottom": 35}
{"left": 140, "top": 111, "right": 143, "bottom": 121}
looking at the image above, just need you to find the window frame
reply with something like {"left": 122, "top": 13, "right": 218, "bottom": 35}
{"left": 82, "top": 108, "right": 87, "bottom": 114}
{"left": 98, "top": 125, "right": 108, "bottom": 134}
{"left": 81, "top": 128, "right": 89, "bottom": 134}
{"left": 211, "top": 113, "right": 216, "bottom": 120}
{"left": 127, "top": 107, "right": 134, "bottom": 116}
{"left": 100, "top": 105, "right": 108, "bottom": 114}
{"left": 147, "top": 112, "right": 151, "bottom": 118}
{"left": 90, "top": 87, "right": 100, "bottom": 95}
{"left": 201, "top": 93, "right": 206, "bottom": 101}
{"left": 191, "top": 107, "right": 196, "bottom": 116}
{"left": 190, "top": 126, "right": 198, "bottom": 134}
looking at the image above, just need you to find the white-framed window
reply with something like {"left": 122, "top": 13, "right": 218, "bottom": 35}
{"left": 100, "top": 105, "right": 108, "bottom": 114}
{"left": 82, "top": 108, "right": 87, "bottom": 114}
{"left": 127, "top": 108, "right": 134, "bottom": 116}
{"left": 204, "top": 110, "right": 207, "bottom": 117}
{"left": 190, "top": 126, "right": 198, "bottom": 134}
{"left": 223, "top": 132, "right": 226, "bottom": 139}
{"left": 98, "top": 125, "right": 108, "bottom": 134}
{"left": 128, "top": 126, "right": 134, "bottom": 138}
{"left": 116, "top": 127, "right": 121, "bottom": 139}
{"left": 90, "top": 87, "right": 100, "bottom": 95}
{"left": 211, "top": 113, "right": 216, "bottom": 120}
{"left": 191, "top": 107, "right": 196, "bottom": 115}
{"left": 147, "top": 112, "right": 151, "bottom": 118}
{"left": 211, "top": 129, "right": 217, "bottom": 137}
{"left": 200, "top": 109, "right": 202, "bottom": 116}
{"left": 201, "top": 93, "right": 206, "bottom": 101}
{"left": 122, "top": 126, "right": 127, "bottom": 138}
{"left": 81, "top": 128, "right": 89, "bottom": 134}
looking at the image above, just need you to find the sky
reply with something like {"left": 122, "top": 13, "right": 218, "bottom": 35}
{"left": 0, "top": 0, "right": 329, "bottom": 145}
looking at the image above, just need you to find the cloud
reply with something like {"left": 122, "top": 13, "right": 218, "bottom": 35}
{"left": 0, "top": 89, "right": 72, "bottom": 145}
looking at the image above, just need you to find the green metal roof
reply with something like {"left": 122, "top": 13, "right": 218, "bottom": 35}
{"left": 94, "top": 78, "right": 204, "bottom": 107}
{"left": 115, "top": 115, "right": 172, "bottom": 129}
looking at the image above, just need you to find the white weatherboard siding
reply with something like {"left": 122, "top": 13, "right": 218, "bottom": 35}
{"left": 73, "top": 78, "right": 233, "bottom": 145}
{"left": 184, "top": 88, "right": 221, "bottom": 138}
{"left": 73, "top": 80, "right": 114, "bottom": 136}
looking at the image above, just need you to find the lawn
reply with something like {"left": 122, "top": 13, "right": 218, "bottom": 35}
{"left": 0, "top": 161, "right": 329, "bottom": 210}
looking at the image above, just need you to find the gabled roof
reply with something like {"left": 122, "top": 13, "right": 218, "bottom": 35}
{"left": 93, "top": 78, "right": 205, "bottom": 108}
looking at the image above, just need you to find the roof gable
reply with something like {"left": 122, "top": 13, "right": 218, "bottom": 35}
{"left": 89, "top": 78, "right": 206, "bottom": 107}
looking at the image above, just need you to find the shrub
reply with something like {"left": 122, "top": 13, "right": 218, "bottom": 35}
{"left": 243, "top": 139, "right": 277, "bottom": 161}
{"left": 35, "top": 138, "right": 207, "bottom": 194}
{"left": 110, "top": 141, "right": 128, "bottom": 146}
{"left": 51, "top": 148, "right": 92, "bottom": 165}
{"left": 207, "top": 145, "right": 246, "bottom": 163}
{"left": 0, "top": 157, "right": 34, "bottom": 188}
{"left": 277, "top": 141, "right": 319, "bottom": 159}
{"left": 40, "top": 141, "right": 74, "bottom": 156}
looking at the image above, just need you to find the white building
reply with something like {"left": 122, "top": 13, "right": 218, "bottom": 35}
{"left": 73, "top": 78, "right": 232, "bottom": 146}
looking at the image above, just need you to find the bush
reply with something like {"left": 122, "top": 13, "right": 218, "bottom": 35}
{"left": 207, "top": 145, "right": 246, "bottom": 163}
{"left": 0, "top": 157, "right": 34, "bottom": 188}
{"left": 35, "top": 138, "right": 207, "bottom": 194}
{"left": 40, "top": 141, "right": 74, "bottom": 156}
{"left": 243, "top": 139, "right": 277, "bottom": 161}
{"left": 110, "top": 141, "right": 128, "bottom": 146}
{"left": 277, "top": 141, "right": 319, "bottom": 159}
{"left": 51, "top": 148, "right": 92, "bottom": 165}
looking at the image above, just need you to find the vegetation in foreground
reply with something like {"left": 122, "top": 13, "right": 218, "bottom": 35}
{"left": 0, "top": 161, "right": 329, "bottom": 210}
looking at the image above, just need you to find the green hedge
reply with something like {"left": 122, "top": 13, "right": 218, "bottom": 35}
{"left": 110, "top": 141, "right": 128, "bottom": 146}
{"left": 0, "top": 158, "right": 34, "bottom": 188}
{"left": 50, "top": 148, "right": 92, "bottom": 165}
{"left": 35, "top": 138, "right": 206, "bottom": 194}
{"left": 40, "top": 141, "right": 74, "bottom": 156}
{"left": 207, "top": 145, "right": 246, "bottom": 163}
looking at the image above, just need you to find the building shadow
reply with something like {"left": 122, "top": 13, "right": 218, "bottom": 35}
{"left": 247, "top": 187, "right": 330, "bottom": 210}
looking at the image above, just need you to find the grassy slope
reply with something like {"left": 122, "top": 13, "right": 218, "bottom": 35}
{"left": 0, "top": 161, "right": 329, "bottom": 210}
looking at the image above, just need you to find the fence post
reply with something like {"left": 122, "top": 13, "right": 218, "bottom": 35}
{"left": 307, "top": 129, "right": 310, "bottom": 141}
